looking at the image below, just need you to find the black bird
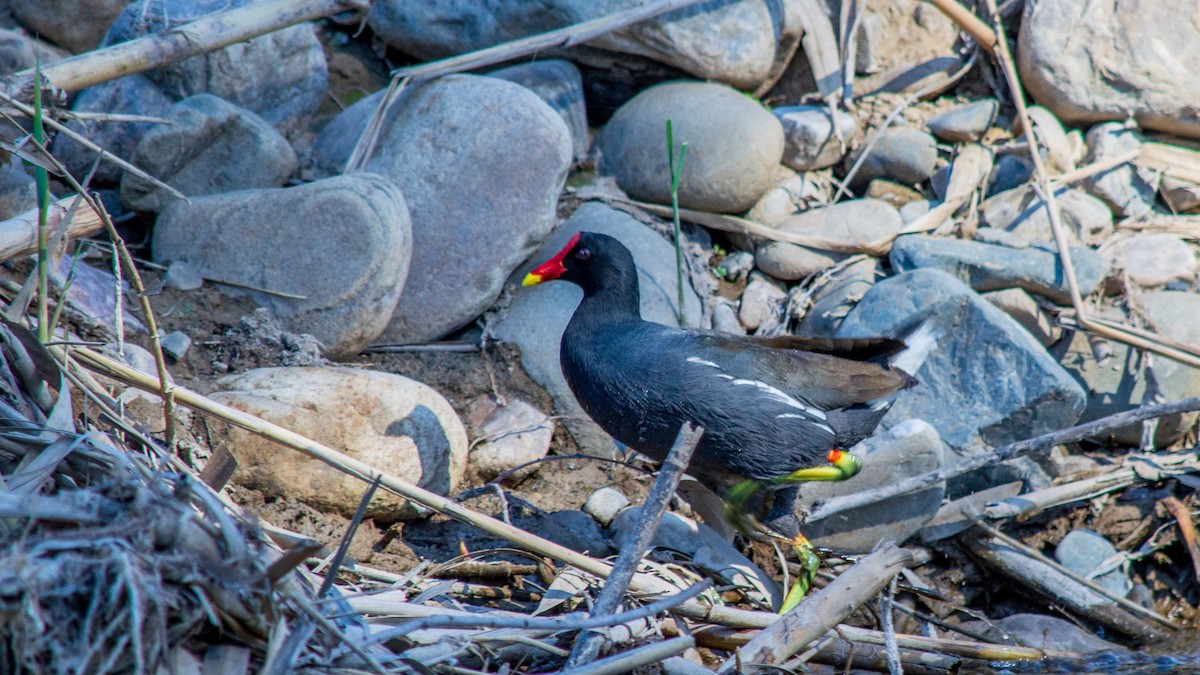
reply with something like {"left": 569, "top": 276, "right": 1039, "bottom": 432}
{"left": 523, "top": 231, "right": 936, "bottom": 611}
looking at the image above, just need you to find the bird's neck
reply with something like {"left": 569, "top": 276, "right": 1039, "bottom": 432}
{"left": 571, "top": 271, "right": 642, "bottom": 330}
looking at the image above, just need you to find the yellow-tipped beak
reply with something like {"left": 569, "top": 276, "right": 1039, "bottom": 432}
{"left": 522, "top": 272, "right": 544, "bottom": 287}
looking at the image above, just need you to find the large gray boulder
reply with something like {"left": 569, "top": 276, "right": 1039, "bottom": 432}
{"left": 337, "top": 75, "right": 573, "bottom": 344}
{"left": 1019, "top": 0, "right": 1200, "bottom": 139}
{"left": 152, "top": 174, "right": 412, "bottom": 358}
{"left": 837, "top": 268, "right": 1085, "bottom": 455}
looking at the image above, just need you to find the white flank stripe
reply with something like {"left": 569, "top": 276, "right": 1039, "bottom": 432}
{"left": 686, "top": 356, "right": 721, "bottom": 369}
{"left": 778, "top": 413, "right": 835, "bottom": 435}
{"left": 731, "top": 378, "right": 827, "bottom": 420}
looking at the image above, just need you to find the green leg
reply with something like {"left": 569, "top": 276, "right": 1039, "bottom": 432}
{"left": 723, "top": 450, "right": 865, "bottom": 613}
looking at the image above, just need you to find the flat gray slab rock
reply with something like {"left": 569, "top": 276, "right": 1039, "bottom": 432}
{"left": 1104, "top": 233, "right": 1197, "bottom": 289}
{"left": 796, "top": 419, "right": 945, "bottom": 554}
{"left": 213, "top": 366, "right": 467, "bottom": 521}
{"left": 981, "top": 186, "right": 1113, "bottom": 247}
{"left": 773, "top": 105, "right": 858, "bottom": 171}
{"left": 1057, "top": 292, "right": 1200, "bottom": 446}
{"left": 152, "top": 173, "right": 412, "bottom": 358}
{"left": 756, "top": 198, "right": 901, "bottom": 281}
{"left": 596, "top": 81, "right": 783, "bottom": 214}
{"left": 837, "top": 268, "right": 1085, "bottom": 454}
{"left": 349, "top": 75, "right": 572, "bottom": 344}
{"left": 489, "top": 202, "right": 701, "bottom": 458}
{"left": 889, "top": 234, "right": 1108, "bottom": 305}
{"left": 105, "top": 0, "right": 326, "bottom": 133}
{"left": 925, "top": 99, "right": 998, "bottom": 142}
{"left": 122, "top": 94, "right": 297, "bottom": 212}
{"left": 1019, "top": 0, "right": 1200, "bottom": 139}
{"left": 368, "top": 0, "right": 796, "bottom": 91}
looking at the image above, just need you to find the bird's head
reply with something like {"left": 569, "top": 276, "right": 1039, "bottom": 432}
{"left": 522, "top": 231, "right": 637, "bottom": 297}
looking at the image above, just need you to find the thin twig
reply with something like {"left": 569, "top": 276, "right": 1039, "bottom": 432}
{"left": 806, "top": 397, "right": 1200, "bottom": 523}
{"left": 565, "top": 423, "right": 703, "bottom": 667}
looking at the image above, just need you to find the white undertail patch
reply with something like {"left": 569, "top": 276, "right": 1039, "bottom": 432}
{"left": 889, "top": 319, "right": 941, "bottom": 376}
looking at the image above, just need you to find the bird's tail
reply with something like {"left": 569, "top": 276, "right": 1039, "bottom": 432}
{"left": 888, "top": 318, "right": 941, "bottom": 377}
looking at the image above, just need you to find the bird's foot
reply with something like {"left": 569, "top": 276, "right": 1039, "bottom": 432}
{"left": 723, "top": 478, "right": 769, "bottom": 538}
{"left": 779, "top": 533, "right": 821, "bottom": 613}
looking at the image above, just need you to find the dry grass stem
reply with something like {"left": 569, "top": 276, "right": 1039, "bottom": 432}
{"left": 3, "top": 0, "right": 368, "bottom": 96}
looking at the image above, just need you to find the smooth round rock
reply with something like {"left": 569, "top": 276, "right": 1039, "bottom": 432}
{"left": 850, "top": 127, "right": 938, "bottom": 187}
{"left": 1105, "top": 234, "right": 1196, "bottom": 289}
{"left": 1055, "top": 529, "right": 1132, "bottom": 597}
{"left": 583, "top": 487, "right": 630, "bottom": 527}
{"left": 153, "top": 174, "right": 412, "bottom": 358}
{"left": 926, "top": 99, "right": 998, "bottom": 142}
{"left": 214, "top": 367, "right": 468, "bottom": 521}
{"left": 738, "top": 272, "right": 787, "bottom": 332}
{"left": 773, "top": 105, "right": 857, "bottom": 171}
{"left": 756, "top": 199, "right": 901, "bottom": 281}
{"left": 122, "top": 94, "right": 297, "bottom": 212}
{"left": 355, "top": 75, "right": 572, "bottom": 344}
{"left": 465, "top": 397, "right": 554, "bottom": 480}
{"left": 596, "top": 81, "right": 784, "bottom": 213}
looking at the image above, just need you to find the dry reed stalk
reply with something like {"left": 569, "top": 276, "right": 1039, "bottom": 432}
{"left": 3, "top": 0, "right": 367, "bottom": 96}
{"left": 716, "top": 543, "right": 924, "bottom": 671}
{"left": 0, "top": 197, "right": 102, "bottom": 262}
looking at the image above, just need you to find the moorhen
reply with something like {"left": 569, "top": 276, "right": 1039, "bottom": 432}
{"left": 523, "top": 231, "right": 937, "bottom": 611}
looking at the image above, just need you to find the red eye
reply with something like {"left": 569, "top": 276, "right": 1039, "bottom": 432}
{"left": 575, "top": 248, "right": 592, "bottom": 261}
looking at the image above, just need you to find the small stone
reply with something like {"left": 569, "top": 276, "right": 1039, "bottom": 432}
{"left": 164, "top": 260, "right": 204, "bottom": 291}
{"left": 214, "top": 367, "right": 468, "bottom": 521}
{"left": 773, "top": 104, "right": 857, "bottom": 171}
{"left": 926, "top": 99, "right": 998, "bottom": 142}
{"left": 981, "top": 185, "right": 1113, "bottom": 246}
{"left": 928, "top": 166, "right": 951, "bottom": 201}
{"left": 711, "top": 299, "right": 744, "bottom": 335}
{"left": 957, "top": 614, "right": 1121, "bottom": 653}
{"left": 12, "top": 0, "right": 125, "bottom": 53}
{"left": 153, "top": 174, "right": 412, "bottom": 358}
{"left": 583, "top": 487, "right": 629, "bottom": 526}
{"left": 1104, "top": 233, "right": 1196, "bottom": 289}
{"left": 719, "top": 250, "right": 756, "bottom": 283}
{"left": 465, "top": 397, "right": 554, "bottom": 481}
{"left": 849, "top": 127, "right": 938, "bottom": 188}
{"left": 866, "top": 179, "right": 922, "bottom": 208}
{"left": 797, "top": 256, "right": 878, "bottom": 337}
{"left": 986, "top": 153, "right": 1034, "bottom": 197}
{"left": 51, "top": 256, "right": 146, "bottom": 336}
{"left": 1055, "top": 529, "right": 1132, "bottom": 597}
{"left": 889, "top": 234, "right": 1108, "bottom": 304}
{"left": 747, "top": 167, "right": 824, "bottom": 227}
{"left": 1161, "top": 175, "right": 1200, "bottom": 213}
{"left": 756, "top": 199, "right": 902, "bottom": 281}
{"left": 738, "top": 272, "right": 787, "bottom": 332}
{"left": 1083, "top": 122, "right": 1158, "bottom": 218}
{"left": 542, "top": 510, "right": 612, "bottom": 556}
{"left": 899, "top": 199, "right": 933, "bottom": 224}
{"left": 159, "top": 331, "right": 191, "bottom": 361}
{"left": 596, "top": 81, "right": 784, "bottom": 213}
{"left": 0, "top": 158, "right": 37, "bottom": 220}
{"left": 1057, "top": 292, "right": 1200, "bottom": 446}
{"left": 983, "top": 288, "right": 1061, "bottom": 346}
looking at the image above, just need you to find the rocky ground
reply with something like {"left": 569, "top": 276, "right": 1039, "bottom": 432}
{"left": 3, "top": 0, "right": 1200, "bottom": 672}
